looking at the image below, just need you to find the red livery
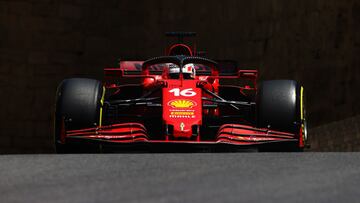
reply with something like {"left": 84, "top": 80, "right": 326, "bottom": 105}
{"left": 55, "top": 32, "right": 308, "bottom": 152}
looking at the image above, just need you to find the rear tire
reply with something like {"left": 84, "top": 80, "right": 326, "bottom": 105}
{"left": 54, "top": 78, "right": 104, "bottom": 153}
{"left": 256, "top": 80, "right": 306, "bottom": 151}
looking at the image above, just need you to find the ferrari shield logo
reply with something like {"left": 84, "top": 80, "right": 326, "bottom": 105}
{"left": 180, "top": 122, "right": 185, "bottom": 132}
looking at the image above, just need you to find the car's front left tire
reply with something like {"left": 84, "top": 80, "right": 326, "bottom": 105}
{"left": 256, "top": 80, "right": 307, "bottom": 151}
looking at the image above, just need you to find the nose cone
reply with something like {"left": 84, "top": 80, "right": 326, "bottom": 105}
{"left": 162, "top": 80, "right": 202, "bottom": 139}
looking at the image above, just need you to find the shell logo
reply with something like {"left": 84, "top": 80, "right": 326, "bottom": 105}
{"left": 168, "top": 100, "right": 197, "bottom": 108}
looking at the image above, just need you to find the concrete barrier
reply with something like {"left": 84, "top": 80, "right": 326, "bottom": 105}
{"left": 309, "top": 115, "right": 360, "bottom": 151}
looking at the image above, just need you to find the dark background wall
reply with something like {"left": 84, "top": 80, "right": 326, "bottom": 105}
{"left": 1, "top": 0, "right": 359, "bottom": 152}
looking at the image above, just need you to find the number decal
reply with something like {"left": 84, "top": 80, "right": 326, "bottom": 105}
{"left": 180, "top": 88, "right": 197, "bottom": 97}
{"left": 169, "top": 88, "right": 196, "bottom": 97}
{"left": 169, "top": 88, "right": 180, "bottom": 96}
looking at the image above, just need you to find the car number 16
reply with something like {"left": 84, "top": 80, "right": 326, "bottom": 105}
{"left": 169, "top": 88, "right": 196, "bottom": 97}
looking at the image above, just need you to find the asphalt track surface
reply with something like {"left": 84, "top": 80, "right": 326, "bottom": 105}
{"left": 1, "top": 153, "right": 360, "bottom": 203}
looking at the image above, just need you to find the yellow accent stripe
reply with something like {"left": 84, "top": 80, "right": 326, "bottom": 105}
{"left": 99, "top": 86, "right": 106, "bottom": 127}
{"left": 300, "top": 86, "right": 304, "bottom": 120}
{"left": 300, "top": 86, "right": 306, "bottom": 144}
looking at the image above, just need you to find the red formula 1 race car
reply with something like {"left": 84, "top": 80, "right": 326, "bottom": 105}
{"left": 54, "top": 32, "right": 308, "bottom": 152}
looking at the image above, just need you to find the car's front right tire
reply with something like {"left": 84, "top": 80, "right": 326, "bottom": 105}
{"left": 54, "top": 78, "right": 104, "bottom": 153}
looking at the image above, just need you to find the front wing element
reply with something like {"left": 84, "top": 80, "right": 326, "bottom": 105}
{"left": 216, "top": 124, "right": 297, "bottom": 145}
{"left": 65, "top": 123, "right": 298, "bottom": 146}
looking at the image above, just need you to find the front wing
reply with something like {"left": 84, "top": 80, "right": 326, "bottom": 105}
{"left": 64, "top": 123, "right": 299, "bottom": 149}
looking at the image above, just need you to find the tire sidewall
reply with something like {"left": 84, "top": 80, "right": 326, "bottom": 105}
{"left": 54, "top": 78, "right": 103, "bottom": 145}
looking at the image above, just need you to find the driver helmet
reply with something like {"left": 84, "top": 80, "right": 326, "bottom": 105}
{"left": 182, "top": 63, "right": 196, "bottom": 79}
{"left": 168, "top": 63, "right": 196, "bottom": 79}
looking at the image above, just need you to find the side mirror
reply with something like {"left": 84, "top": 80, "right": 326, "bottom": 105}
{"left": 238, "top": 70, "right": 258, "bottom": 79}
